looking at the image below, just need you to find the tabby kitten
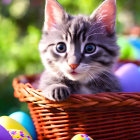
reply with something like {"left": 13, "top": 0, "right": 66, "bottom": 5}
{"left": 39, "top": 0, "right": 121, "bottom": 101}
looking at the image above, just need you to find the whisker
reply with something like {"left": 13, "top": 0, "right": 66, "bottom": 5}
{"left": 88, "top": 71, "right": 99, "bottom": 87}
{"left": 88, "top": 65, "right": 112, "bottom": 86}
{"left": 81, "top": 65, "right": 91, "bottom": 68}
{"left": 98, "top": 76, "right": 111, "bottom": 87}
{"left": 88, "top": 72, "right": 94, "bottom": 82}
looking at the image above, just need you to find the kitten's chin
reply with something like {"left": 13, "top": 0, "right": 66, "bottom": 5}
{"left": 64, "top": 72, "right": 91, "bottom": 83}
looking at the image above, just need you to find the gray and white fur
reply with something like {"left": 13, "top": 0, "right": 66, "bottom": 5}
{"left": 38, "top": 0, "right": 122, "bottom": 101}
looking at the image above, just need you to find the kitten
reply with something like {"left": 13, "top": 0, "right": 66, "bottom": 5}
{"left": 38, "top": 0, "right": 122, "bottom": 101}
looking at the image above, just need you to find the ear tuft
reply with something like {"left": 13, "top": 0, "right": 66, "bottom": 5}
{"left": 90, "top": 0, "right": 117, "bottom": 34}
{"left": 44, "top": 0, "right": 66, "bottom": 31}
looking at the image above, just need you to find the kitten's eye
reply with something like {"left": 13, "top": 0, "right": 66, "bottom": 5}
{"left": 84, "top": 44, "right": 96, "bottom": 54}
{"left": 56, "top": 43, "right": 66, "bottom": 53}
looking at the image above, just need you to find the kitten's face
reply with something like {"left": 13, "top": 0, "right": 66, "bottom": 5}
{"left": 39, "top": 0, "right": 119, "bottom": 83}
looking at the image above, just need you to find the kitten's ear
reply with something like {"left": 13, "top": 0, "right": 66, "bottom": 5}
{"left": 44, "top": 0, "right": 67, "bottom": 31}
{"left": 90, "top": 0, "right": 116, "bottom": 34}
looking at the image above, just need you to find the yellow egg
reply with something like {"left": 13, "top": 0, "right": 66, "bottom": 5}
{"left": 0, "top": 116, "right": 32, "bottom": 140}
{"left": 71, "top": 134, "right": 94, "bottom": 140}
{"left": 8, "top": 129, "right": 32, "bottom": 140}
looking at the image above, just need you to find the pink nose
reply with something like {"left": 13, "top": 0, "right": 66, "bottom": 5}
{"left": 69, "top": 64, "right": 79, "bottom": 70}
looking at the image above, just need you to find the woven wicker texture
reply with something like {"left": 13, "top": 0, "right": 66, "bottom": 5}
{"left": 13, "top": 60, "right": 140, "bottom": 140}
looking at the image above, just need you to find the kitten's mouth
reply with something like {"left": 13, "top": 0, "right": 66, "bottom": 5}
{"left": 65, "top": 70, "right": 85, "bottom": 81}
{"left": 70, "top": 71, "right": 79, "bottom": 75}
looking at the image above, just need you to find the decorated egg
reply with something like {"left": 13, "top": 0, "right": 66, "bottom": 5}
{"left": 9, "top": 111, "right": 37, "bottom": 140}
{"left": 0, "top": 116, "right": 32, "bottom": 139}
{"left": 71, "top": 134, "right": 93, "bottom": 140}
{"left": 117, "top": 37, "right": 137, "bottom": 60}
{"left": 129, "top": 38, "right": 140, "bottom": 59}
{"left": 115, "top": 63, "right": 140, "bottom": 92}
{"left": 0, "top": 125, "right": 13, "bottom": 140}
{"left": 8, "top": 129, "right": 32, "bottom": 140}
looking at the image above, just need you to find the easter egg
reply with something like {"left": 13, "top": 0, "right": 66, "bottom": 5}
{"left": 115, "top": 63, "right": 140, "bottom": 92}
{"left": 0, "top": 116, "right": 32, "bottom": 139}
{"left": 129, "top": 38, "right": 140, "bottom": 49}
{"left": 9, "top": 111, "right": 37, "bottom": 140}
{"left": 71, "top": 134, "right": 93, "bottom": 140}
{"left": 0, "top": 125, "right": 13, "bottom": 140}
{"left": 8, "top": 129, "right": 32, "bottom": 140}
{"left": 128, "top": 38, "right": 140, "bottom": 59}
{"left": 117, "top": 37, "right": 137, "bottom": 60}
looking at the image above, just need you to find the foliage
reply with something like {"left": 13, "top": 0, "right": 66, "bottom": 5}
{"left": 0, "top": 16, "right": 42, "bottom": 76}
{"left": 0, "top": 14, "right": 42, "bottom": 115}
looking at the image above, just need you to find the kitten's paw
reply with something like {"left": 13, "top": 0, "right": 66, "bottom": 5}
{"left": 42, "top": 85, "right": 70, "bottom": 101}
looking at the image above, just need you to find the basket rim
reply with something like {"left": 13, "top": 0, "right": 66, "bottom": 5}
{"left": 13, "top": 74, "right": 140, "bottom": 109}
{"left": 119, "top": 59, "right": 140, "bottom": 65}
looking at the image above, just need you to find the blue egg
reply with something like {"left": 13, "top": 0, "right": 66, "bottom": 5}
{"left": 9, "top": 111, "right": 37, "bottom": 140}
{"left": 129, "top": 38, "right": 140, "bottom": 49}
{"left": 129, "top": 38, "right": 140, "bottom": 59}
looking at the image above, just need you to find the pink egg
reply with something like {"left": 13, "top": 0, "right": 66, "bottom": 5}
{"left": 115, "top": 63, "right": 140, "bottom": 92}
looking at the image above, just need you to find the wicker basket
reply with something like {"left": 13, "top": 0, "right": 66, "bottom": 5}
{"left": 13, "top": 60, "right": 140, "bottom": 140}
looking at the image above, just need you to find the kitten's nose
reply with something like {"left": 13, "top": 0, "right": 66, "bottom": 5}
{"left": 69, "top": 64, "right": 79, "bottom": 70}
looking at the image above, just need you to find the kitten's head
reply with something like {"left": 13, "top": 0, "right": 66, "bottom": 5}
{"left": 39, "top": 0, "right": 119, "bottom": 83}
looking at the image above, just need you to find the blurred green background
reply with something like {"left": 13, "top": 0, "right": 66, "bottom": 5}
{"left": 0, "top": 0, "right": 140, "bottom": 115}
